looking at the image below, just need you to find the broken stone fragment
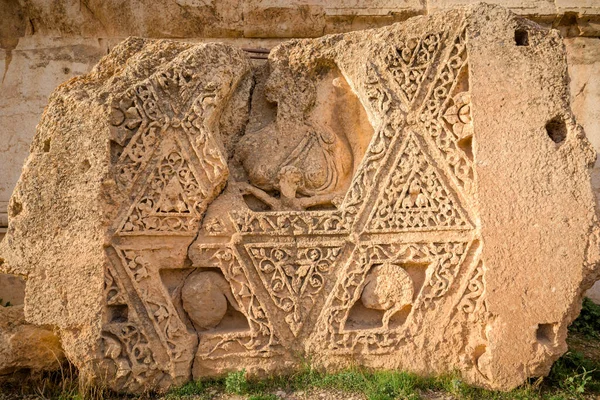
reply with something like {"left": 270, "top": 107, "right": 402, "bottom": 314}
{"left": 1, "top": 3, "right": 599, "bottom": 393}
{"left": 0, "top": 305, "right": 65, "bottom": 376}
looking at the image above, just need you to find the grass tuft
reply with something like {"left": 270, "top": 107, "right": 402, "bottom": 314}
{"left": 225, "top": 369, "right": 249, "bottom": 395}
{"left": 569, "top": 298, "right": 600, "bottom": 339}
{"left": 5, "top": 298, "right": 600, "bottom": 399}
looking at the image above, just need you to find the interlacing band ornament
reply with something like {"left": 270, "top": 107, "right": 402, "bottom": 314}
{"left": 99, "top": 22, "right": 484, "bottom": 386}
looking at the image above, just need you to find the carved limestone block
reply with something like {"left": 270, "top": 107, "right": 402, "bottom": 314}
{"left": 1, "top": 3, "right": 599, "bottom": 393}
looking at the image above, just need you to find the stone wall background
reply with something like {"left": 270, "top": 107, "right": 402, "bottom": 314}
{"left": 1, "top": 0, "right": 600, "bottom": 297}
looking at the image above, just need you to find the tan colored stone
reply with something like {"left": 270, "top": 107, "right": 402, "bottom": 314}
{"left": 0, "top": 37, "right": 109, "bottom": 228}
{"left": 0, "top": 273, "right": 25, "bottom": 306}
{"left": 0, "top": 305, "right": 65, "bottom": 376}
{"left": 1, "top": 3, "right": 599, "bottom": 394}
{"left": 182, "top": 271, "right": 241, "bottom": 330}
{"left": 1, "top": 37, "right": 253, "bottom": 392}
{"left": 428, "top": 0, "right": 557, "bottom": 16}
{"left": 566, "top": 37, "right": 600, "bottom": 303}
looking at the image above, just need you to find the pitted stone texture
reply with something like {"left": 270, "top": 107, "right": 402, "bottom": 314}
{"left": 1, "top": 3, "right": 599, "bottom": 394}
{"left": 0, "top": 38, "right": 252, "bottom": 392}
{"left": 0, "top": 305, "right": 65, "bottom": 376}
{"left": 0, "top": 273, "right": 25, "bottom": 306}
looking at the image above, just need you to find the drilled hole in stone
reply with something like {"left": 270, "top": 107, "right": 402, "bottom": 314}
{"left": 81, "top": 159, "right": 91, "bottom": 172}
{"left": 515, "top": 29, "right": 529, "bottom": 46}
{"left": 108, "top": 304, "right": 128, "bottom": 323}
{"left": 546, "top": 116, "right": 567, "bottom": 144}
{"left": 8, "top": 200, "right": 22, "bottom": 218}
{"left": 536, "top": 323, "right": 557, "bottom": 345}
{"left": 458, "top": 135, "right": 473, "bottom": 161}
{"left": 42, "top": 139, "right": 51, "bottom": 153}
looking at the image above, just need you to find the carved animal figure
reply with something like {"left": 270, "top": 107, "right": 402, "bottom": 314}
{"left": 361, "top": 263, "right": 414, "bottom": 328}
{"left": 234, "top": 59, "right": 374, "bottom": 211}
{"left": 182, "top": 271, "right": 239, "bottom": 330}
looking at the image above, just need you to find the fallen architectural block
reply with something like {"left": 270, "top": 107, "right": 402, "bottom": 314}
{"left": 1, "top": 3, "right": 599, "bottom": 393}
{"left": 0, "top": 305, "right": 65, "bottom": 377}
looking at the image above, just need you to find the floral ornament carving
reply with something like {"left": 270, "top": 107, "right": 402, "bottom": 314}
{"left": 100, "top": 266, "right": 167, "bottom": 392}
{"left": 246, "top": 244, "right": 343, "bottom": 336}
{"left": 367, "top": 134, "right": 472, "bottom": 232}
{"left": 385, "top": 32, "right": 445, "bottom": 106}
{"left": 96, "top": 21, "right": 491, "bottom": 391}
{"left": 192, "top": 246, "right": 279, "bottom": 359}
{"left": 119, "top": 143, "right": 207, "bottom": 235}
{"left": 443, "top": 92, "right": 473, "bottom": 140}
{"left": 312, "top": 241, "right": 473, "bottom": 354}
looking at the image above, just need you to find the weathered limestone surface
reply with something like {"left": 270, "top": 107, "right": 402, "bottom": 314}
{"left": 2, "top": 0, "right": 600, "bottom": 232}
{"left": 0, "top": 273, "right": 25, "bottom": 306}
{"left": 0, "top": 305, "right": 65, "bottom": 376}
{"left": 0, "top": 37, "right": 110, "bottom": 228}
{"left": 5, "top": 0, "right": 600, "bottom": 39}
{"left": 1, "top": 38, "right": 254, "bottom": 392}
{"left": 566, "top": 37, "right": 600, "bottom": 303}
{"left": 1, "top": 4, "right": 598, "bottom": 393}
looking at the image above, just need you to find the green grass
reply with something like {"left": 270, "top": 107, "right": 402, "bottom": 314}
{"left": 4, "top": 298, "right": 600, "bottom": 399}
{"left": 569, "top": 298, "right": 600, "bottom": 340}
{"left": 163, "top": 357, "right": 600, "bottom": 400}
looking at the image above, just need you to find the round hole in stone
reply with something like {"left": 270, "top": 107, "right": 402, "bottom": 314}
{"left": 515, "top": 29, "right": 529, "bottom": 46}
{"left": 546, "top": 116, "right": 567, "bottom": 144}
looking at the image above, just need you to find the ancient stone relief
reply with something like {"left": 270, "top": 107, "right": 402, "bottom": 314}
{"left": 94, "top": 15, "right": 489, "bottom": 390}
{"left": 3, "top": 4, "right": 598, "bottom": 394}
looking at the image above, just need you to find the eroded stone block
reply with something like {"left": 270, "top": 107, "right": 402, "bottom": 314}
{"left": 0, "top": 305, "right": 65, "bottom": 377}
{"left": 1, "top": 3, "right": 599, "bottom": 393}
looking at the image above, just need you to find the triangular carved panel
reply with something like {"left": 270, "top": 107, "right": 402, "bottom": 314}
{"left": 245, "top": 243, "right": 343, "bottom": 337}
{"left": 117, "top": 137, "right": 211, "bottom": 235}
{"left": 366, "top": 134, "right": 471, "bottom": 233}
{"left": 384, "top": 32, "right": 446, "bottom": 107}
{"left": 312, "top": 241, "right": 473, "bottom": 355}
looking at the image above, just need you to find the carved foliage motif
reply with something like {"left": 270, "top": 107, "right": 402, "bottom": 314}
{"left": 315, "top": 242, "right": 471, "bottom": 354}
{"left": 100, "top": 266, "right": 166, "bottom": 391}
{"left": 458, "top": 261, "right": 486, "bottom": 315}
{"left": 385, "top": 32, "right": 445, "bottom": 106}
{"left": 246, "top": 244, "right": 343, "bottom": 336}
{"left": 419, "top": 27, "right": 473, "bottom": 195}
{"left": 115, "top": 247, "right": 194, "bottom": 362}
{"left": 193, "top": 246, "right": 279, "bottom": 359}
{"left": 230, "top": 211, "right": 352, "bottom": 236}
{"left": 98, "top": 24, "right": 487, "bottom": 388}
{"left": 102, "top": 48, "right": 244, "bottom": 389}
{"left": 367, "top": 134, "right": 471, "bottom": 232}
{"left": 119, "top": 140, "right": 207, "bottom": 235}
{"left": 110, "top": 63, "right": 228, "bottom": 236}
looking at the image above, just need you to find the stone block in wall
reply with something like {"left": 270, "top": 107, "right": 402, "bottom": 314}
{"left": 1, "top": 4, "right": 599, "bottom": 393}
{"left": 5, "top": 0, "right": 245, "bottom": 38}
{"left": 241, "top": 0, "right": 425, "bottom": 37}
{"left": 0, "top": 201, "right": 7, "bottom": 229}
{"left": 556, "top": 0, "right": 600, "bottom": 15}
{"left": 428, "top": 0, "right": 557, "bottom": 16}
{"left": 11, "top": 0, "right": 427, "bottom": 39}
